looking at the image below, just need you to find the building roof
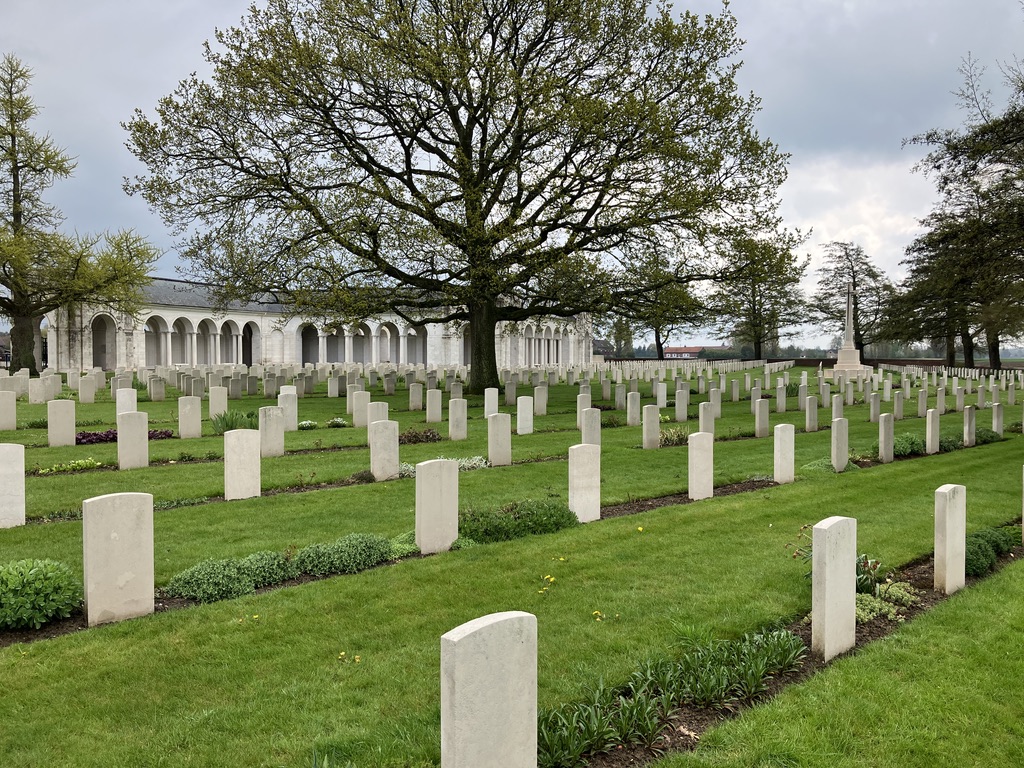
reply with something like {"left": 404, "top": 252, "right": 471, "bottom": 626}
{"left": 143, "top": 278, "right": 286, "bottom": 314}
{"left": 663, "top": 345, "right": 729, "bottom": 354}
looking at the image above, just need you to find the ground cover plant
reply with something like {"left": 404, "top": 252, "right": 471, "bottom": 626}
{"left": 1, "top": 368, "right": 1023, "bottom": 767}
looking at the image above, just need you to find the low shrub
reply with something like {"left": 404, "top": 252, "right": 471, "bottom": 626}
{"left": 210, "top": 410, "right": 259, "bottom": 435}
{"left": 601, "top": 414, "right": 624, "bottom": 428}
{"left": 21, "top": 418, "right": 48, "bottom": 429}
{"left": 964, "top": 535, "right": 997, "bottom": 577}
{"left": 35, "top": 457, "right": 105, "bottom": 475}
{"left": 938, "top": 435, "right": 964, "bottom": 453}
{"left": 975, "top": 427, "right": 1001, "bottom": 445}
{"left": 459, "top": 499, "right": 579, "bottom": 544}
{"left": 237, "top": 550, "right": 299, "bottom": 589}
{"left": 389, "top": 531, "right": 420, "bottom": 559}
{"left": 0, "top": 559, "right": 83, "bottom": 629}
{"left": 164, "top": 559, "right": 256, "bottom": 603}
{"left": 398, "top": 426, "right": 442, "bottom": 445}
{"left": 891, "top": 433, "right": 926, "bottom": 457}
{"left": 659, "top": 426, "right": 691, "bottom": 447}
{"left": 298, "top": 420, "right": 319, "bottom": 430}
{"left": 294, "top": 533, "right": 392, "bottom": 576}
{"left": 325, "top": 417, "right": 350, "bottom": 428}
{"left": 76, "top": 429, "right": 174, "bottom": 445}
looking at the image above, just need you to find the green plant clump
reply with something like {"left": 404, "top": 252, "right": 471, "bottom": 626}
{"left": 975, "top": 427, "right": 1001, "bottom": 445}
{"left": 892, "top": 433, "right": 926, "bottom": 457}
{"left": 163, "top": 559, "right": 256, "bottom": 603}
{"left": 964, "top": 534, "right": 998, "bottom": 577}
{"left": 294, "top": 533, "right": 392, "bottom": 576}
{"left": 938, "top": 435, "right": 964, "bottom": 453}
{"left": 459, "top": 499, "right": 579, "bottom": 544}
{"left": 237, "top": 550, "right": 299, "bottom": 589}
{"left": 210, "top": 410, "right": 259, "bottom": 435}
{"left": 659, "top": 426, "right": 691, "bottom": 447}
{"left": 0, "top": 559, "right": 83, "bottom": 629}
{"left": 388, "top": 531, "right": 421, "bottom": 559}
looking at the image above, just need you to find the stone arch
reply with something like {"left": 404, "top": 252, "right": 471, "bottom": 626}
{"left": 351, "top": 323, "right": 372, "bottom": 363}
{"left": 406, "top": 325, "right": 428, "bottom": 366}
{"left": 196, "top": 319, "right": 218, "bottom": 366}
{"left": 378, "top": 322, "right": 400, "bottom": 363}
{"left": 325, "top": 328, "right": 343, "bottom": 363}
{"left": 171, "top": 317, "right": 194, "bottom": 365}
{"left": 242, "top": 321, "right": 261, "bottom": 366}
{"left": 91, "top": 314, "right": 117, "bottom": 370}
{"left": 143, "top": 315, "right": 170, "bottom": 367}
{"left": 219, "top": 320, "right": 241, "bottom": 364}
{"left": 268, "top": 328, "right": 285, "bottom": 363}
{"left": 299, "top": 323, "right": 320, "bottom": 365}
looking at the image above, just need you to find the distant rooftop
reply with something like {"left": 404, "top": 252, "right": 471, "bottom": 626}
{"left": 143, "top": 278, "right": 286, "bottom": 314}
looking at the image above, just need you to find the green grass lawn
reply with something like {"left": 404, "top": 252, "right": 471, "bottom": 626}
{"left": 0, "top": 367, "right": 1021, "bottom": 767}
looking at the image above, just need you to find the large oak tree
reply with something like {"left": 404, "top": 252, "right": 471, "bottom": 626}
{"left": 124, "top": 0, "right": 786, "bottom": 391}
{"left": 0, "top": 53, "right": 156, "bottom": 374}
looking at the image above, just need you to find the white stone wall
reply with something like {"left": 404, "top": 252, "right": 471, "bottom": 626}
{"left": 43, "top": 288, "right": 592, "bottom": 373}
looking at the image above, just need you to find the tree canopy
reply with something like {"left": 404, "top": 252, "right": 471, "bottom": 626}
{"left": 810, "top": 241, "right": 893, "bottom": 354}
{"left": 0, "top": 53, "right": 156, "bottom": 374}
{"left": 897, "top": 55, "right": 1024, "bottom": 367}
{"left": 124, "top": 0, "right": 787, "bottom": 390}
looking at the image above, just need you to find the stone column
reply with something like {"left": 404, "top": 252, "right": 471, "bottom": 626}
{"left": 212, "top": 332, "right": 222, "bottom": 365}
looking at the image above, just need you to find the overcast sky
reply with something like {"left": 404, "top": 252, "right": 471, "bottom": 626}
{"left": 2, "top": 0, "right": 1021, "bottom": 346}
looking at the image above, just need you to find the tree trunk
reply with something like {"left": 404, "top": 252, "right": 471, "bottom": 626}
{"left": 653, "top": 327, "right": 666, "bottom": 360}
{"left": 753, "top": 337, "right": 763, "bottom": 360}
{"left": 960, "top": 326, "right": 975, "bottom": 368}
{"left": 944, "top": 334, "right": 956, "bottom": 367}
{"left": 467, "top": 299, "right": 501, "bottom": 395}
{"left": 10, "top": 315, "right": 38, "bottom": 376}
{"left": 986, "top": 330, "right": 1002, "bottom": 370}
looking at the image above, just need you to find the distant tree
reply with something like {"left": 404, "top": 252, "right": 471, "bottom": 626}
{"left": 124, "top": 0, "right": 787, "bottom": 392}
{"left": 707, "top": 232, "right": 808, "bottom": 360}
{"left": 0, "top": 53, "right": 156, "bottom": 374}
{"left": 810, "top": 242, "right": 894, "bottom": 354}
{"left": 900, "top": 53, "right": 1024, "bottom": 369}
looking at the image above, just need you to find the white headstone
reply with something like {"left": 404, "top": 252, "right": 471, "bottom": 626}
{"left": 926, "top": 408, "right": 940, "bottom": 454}
{"left": 117, "top": 411, "right": 149, "bottom": 470}
{"left": 369, "top": 420, "right": 400, "bottom": 481}
{"left": 278, "top": 392, "right": 298, "bottom": 432}
{"left": 569, "top": 443, "right": 601, "bottom": 523}
{"left": 82, "top": 492, "right": 154, "bottom": 627}
{"left": 426, "top": 388, "right": 443, "bottom": 423}
{"left": 934, "top": 483, "right": 966, "bottom": 595}
{"left": 687, "top": 431, "right": 714, "bottom": 500}
{"left": 878, "top": 413, "right": 894, "bottom": 464}
{"left": 178, "top": 395, "right": 202, "bottom": 439}
{"left": 440, "top": 611, "right": 537, "bottom": 768}
{"left": 0, "top": 443, "right": 26, "bottom": 528}
{"left": 516, "top": 396, "right": 534, "bottom": 435}
{"left": 642, "top": 404, "right": 660, "bottom": 449}
{"left": 259, "top": 405, "right": 285, "bottom": 457}
{"left": 773, "top": 423, "right": 794, "bottom": 484}
{"left": 811, "top": 515, "right": 856, "bottom": 661}
{"left": 831, "top": 418, "right": 848, "bottom": 472}
{"left": 416, "top": 459, "right": 459, "bottom": 554}
{"left": 449, "top": 398, "right": 468, "bottom": 441}
{"left": 116, "top": 387, "right": 137, "bottom": 415}
{"left": 352, "top": 390, "right": 372, "bottom": 427}
{"left": 487, "top": 413, "right": 512, "bottom": 467}
{"left": 47, "top": 399, "right": 75, "bottom": 447}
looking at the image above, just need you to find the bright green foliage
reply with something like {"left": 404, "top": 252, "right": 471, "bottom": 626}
{"left": 163, "top": 559, "right": 256, "bottom": 603}
{"left": 459, "top": 500, "right": 579, "bottom": 543}
{"left": 964, "top": 535, "right": 998, "bottom": 577}
{"left": 0, "top": 558, "right": 82, "bottom": 629}
{"left": 537, "top": 629, "right": 807, "bottom": 767}
{"left": 893, "top": 433, "right": 927, "bottom": 457}
{"left": 209, "top": 410, "right": 259, "bottom": 434}
{"left": 975, "top": 427, "right": 1002, "bottom": 445}
{"left": 388, "top": 531, "right": 420, "bottom": 559}
{"left": 124, "top": 0, "right": 787, "bottom": 392}
{"left": 294, "top": 534, "right": 392, "bottom": 576}
{"left": 660, "top": 426, "right": 691, "bottom": 447}
{"left": 939, "top": 435, "right": 965, "bottom": 452}
{"left": 236, "top": 550, "right": 299, "bottom": 589}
